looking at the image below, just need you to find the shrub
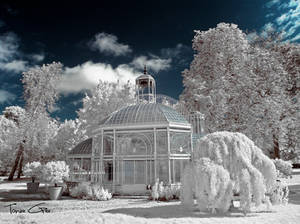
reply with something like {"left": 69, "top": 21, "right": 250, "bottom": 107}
{"left": 269, "top": 180, "right": 289, "bottom": 205}
{"left": 23, "top": 161, "right": 42, "bottom": 182}
{"left": 150, "top": 180, "right": 181, "bottom": 201}
{"left": 42, "top": 161, "right": 69, "bottom": 187}
{"left": 70, "top": 182, "right": 112, "bottom": 201}
{"left": 273, "top": 159, "right": 293, "bottom": 178}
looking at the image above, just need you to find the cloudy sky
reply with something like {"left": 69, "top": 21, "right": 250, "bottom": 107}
{"left": 0, "top": 0, "right": 299, "bottom": 120}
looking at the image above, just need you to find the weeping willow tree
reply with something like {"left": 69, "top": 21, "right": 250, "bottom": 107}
{"left": 182, "top": 131, "right": 277, "bottom": 213}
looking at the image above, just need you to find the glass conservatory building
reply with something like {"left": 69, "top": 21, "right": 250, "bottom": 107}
{"left": 68, "top": 69, "right": 198, "bottom": 194}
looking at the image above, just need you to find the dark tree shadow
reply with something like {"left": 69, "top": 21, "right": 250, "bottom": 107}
{"left": 104, "top": 204, "right": 263, "bottom": 219}
{"left": 0, "top": 187, "right": 72, "bottom": 202}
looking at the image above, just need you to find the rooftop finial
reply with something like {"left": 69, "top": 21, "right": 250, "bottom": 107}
{"left": 144, "top": 65, "right": 147, "bottom": 74}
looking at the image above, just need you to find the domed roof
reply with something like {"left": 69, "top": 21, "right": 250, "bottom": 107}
{"left": 136, "top": 74, "right": 155, "bottom": 81}
{"left": 69, "top": 138, "right": 92, "bottom": 155}
{"left": 99, "top": 103, "right": 189, "bottom": 127}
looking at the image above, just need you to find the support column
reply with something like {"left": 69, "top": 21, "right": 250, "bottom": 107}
{"left": 100, "top": 129, "right": 104, "bottom": 184}
{"left": 113, "top": 129, "right": 116, "bottom": 193}
{"left": 154, "top": 127, "right": 157, "bottom": 182}
{"left": 167, "top": 127, "right": 171, "bottom": 184}
{"left": 91, "top": 137, "right": 95, "bottom": 182}
{"left": 190, "top": 130, "right": 193, "bottom": 153}
{"left": 80, "top": 157, "right": 83, "bottom": 181}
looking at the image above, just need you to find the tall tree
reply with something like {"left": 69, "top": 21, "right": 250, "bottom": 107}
{"left": 180, "top": 23, "right": 288, "bottom": 157}
{"left": 77, "top": 80, "right": 135, "bottom": 136}
{"left": 249, "top": 32, "right": 300, "bottom": 159}
{"left": 0, "top": 114, "right": 20, "bottom": 175}
{"left": 273, "top": 43, "right": 300, "bottom": 160}
{"left": 3, "top": 106, "right": 26, "bottom": 177}
{"left": 8, "top": 62, "right": 62, "bottom": 180}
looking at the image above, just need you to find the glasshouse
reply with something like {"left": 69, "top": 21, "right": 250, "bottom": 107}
{"left": 68, "top": 69, "right": 204, "bottom": 194}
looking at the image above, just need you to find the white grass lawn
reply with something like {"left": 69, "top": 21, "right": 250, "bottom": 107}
{"left": 0, "top": 170, "right": 300, "bottom": 224}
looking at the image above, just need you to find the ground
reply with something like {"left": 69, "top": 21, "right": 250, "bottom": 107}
{"left": 0, "top": 170, "right": 300, "bottom": 224}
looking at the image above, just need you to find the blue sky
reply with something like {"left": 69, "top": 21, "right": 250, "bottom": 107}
{"left": 0, "top": 0, "right": 299, "bottom": 121}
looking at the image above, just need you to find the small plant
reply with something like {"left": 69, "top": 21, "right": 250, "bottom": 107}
{"left": 70, "top": 182, "right": 112, "bottom": 201}
{"left": 23, "top": 161, "right": 42, "bottom": 183}
{"left": 42, "top": 161, "right": 69, "bottom": 187}
{"left": 91, "top": 184, "right": 112, "bottom": 201}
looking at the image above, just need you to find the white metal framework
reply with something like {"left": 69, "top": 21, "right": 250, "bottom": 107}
{"left": 68, "top": 103, "right": 193, "bottom": 194}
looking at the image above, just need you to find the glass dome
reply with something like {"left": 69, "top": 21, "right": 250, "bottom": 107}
{"left": 69, "top": 138, "right": 92, "bottom": 155}
{"left": 99, "top": 103, "right": 189, "bottom": 127}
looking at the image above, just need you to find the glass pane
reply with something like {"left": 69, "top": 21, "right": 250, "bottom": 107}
{"left": 157, "top": 159, "right": 169, "bottom": 183}
{"left": 170, "top": 132, "right": 191, "bottom": 154}
{"left": 156, "top": 131, "right": 168, "bottom": 154}
{"left": 147, "top": 160, "right": 155, "bottom": 184}
{"left": 82, "top": 159, "right": 91, "bottom": 171}
{"left": 104, "top": 135, "right": 113, "bottom": 155}
{"left": 93, "top": 135, "right": 102, "bottom": 156}
{"left": 124, "top": 161, "right": 134, "bottom": 184}
{"left": 117, "top": 133, "right": 154, "bottom": 155}
{"left": 135, "top": 161, "right": 146, "bottom": 184}
{"left": 175, "top": 160, "right": 181, "bottom": 183}
{"left": 115, "top": 160, "right": 121, "bottom": 184}
{"left": 104, "top": 161, "right": 113, "bottom": 183}
{"left": 72, "top": 158, "right": 81, "bottom": 171}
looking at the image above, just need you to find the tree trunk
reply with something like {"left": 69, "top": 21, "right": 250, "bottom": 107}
{"left": 273, "top": 133, "right": 280, "bottom": 159}
{"left": 17, "top": 152, "right": 24, "bottom": 178}
{"left": 8, "top": 143, "right": 24, "bottom": 181}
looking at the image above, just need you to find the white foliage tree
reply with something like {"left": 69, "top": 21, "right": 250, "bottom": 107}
{"left": 0, "top": 114, "right": 20, "bottom": 175}
{"left": 77, "top": 80, "right": 135, "bottom": 136}
{"left": 182, "top": 131, "right": 277, "bottom": 213}
{"left": 8, "top": 62, "right": 62, "bottom": 180}
{"left": 180, "top": 23, "right": 289, "bottom": 158}
{"left": 47, "top": 119, "right": 87, "bottom": 161}
{"left": 269, "top": 43, "right": 299, "bottom": 160}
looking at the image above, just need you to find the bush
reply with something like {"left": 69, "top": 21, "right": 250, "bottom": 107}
{"left": 273, "top": 159, "right": 293, "bottom": 178}
{"left": 269, "top": 180, "right": 289, "bottom": 205}
{"left": 23, "top": 161, "right": 42, "bottom": 182}
{"left": 42, "top": 161, "right": 69, "bottom": 186}
{"left": 150, "top": 180, "right": 181, "bottom": 201}
{"left": 70, "top": 182, "right": 112, "bottom": 201}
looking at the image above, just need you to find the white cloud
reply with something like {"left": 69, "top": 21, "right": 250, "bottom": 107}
{"left": 0, "top": 32, "right": 29, "bottom": 73}
{"left": 58, "top": 53, "right": 173, "bottom": 94}
{"left": 289, "top": 33, "right": 300, "bottom": 42}
{"left": 264, "top": 0, "right": 300, "bottom": 42}
{"left": 0, "top": 32, "right": 18, "bottom": 62}
{"left": 131, "top": 55, "right": 171, "bottom": 73}
{"left": 31, "top": 53, "right": 45, "bottom": 62}
{"left": 0, "top": 90, "right": 16, "bottom": 104}
{"left": 161, "top": 44, "right": 185, "bottom": 58}
{"left": 0, "top": 31, "right": 44, "bottom": 74}
{"left": 0, "top": 60, "right": 28, "bottom": 73}
{"left": 58, "top": 61, "right": 140, "bottom": 93}
{"left": 89, "top": 32, "right": 132, "bottom": 56}
{"left": 266, "top": 0, "right": 280, "bottom": 8}
{"left": 276, "top": 14, "right": 288, "bottom": 25}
